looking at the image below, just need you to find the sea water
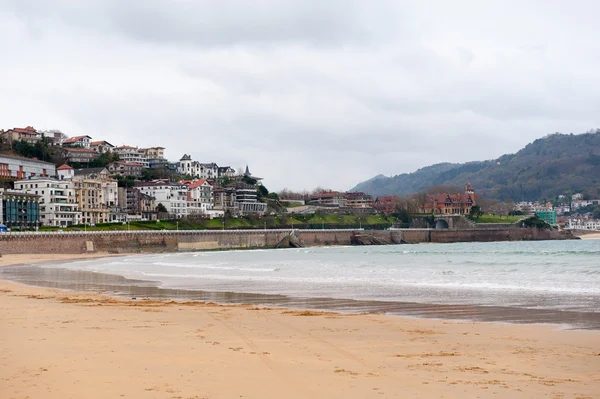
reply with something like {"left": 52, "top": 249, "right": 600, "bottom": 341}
{"left": 34, "top": 240, "right": 600, "bottom": 314}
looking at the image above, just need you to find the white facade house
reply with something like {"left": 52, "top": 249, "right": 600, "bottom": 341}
{"left": 177, "top": 155, "right": 220, "bottom": 179}
{"left": 181, "top": 179, "right": 214, "bottom": 216}
{"left": 134, "top": 180, "right": 188, "bottom": 218}
{"left": 57, "top": 164, "right": 75, "bottom": 180}
{"left": 14, "top": 178, "right": 80, "bottom": 227}
{"left": 114, "top": 146, "right": 148, "bottom": 168}
{"left": 62, "top": 135, "right": 92, "bottom": 148}
{"left": 566, "top": 219, "right": 600, "bottom": 230}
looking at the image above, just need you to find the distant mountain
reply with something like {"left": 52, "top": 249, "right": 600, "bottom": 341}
{"left": 351, "top": 131, "right": 600, "bottom": 201}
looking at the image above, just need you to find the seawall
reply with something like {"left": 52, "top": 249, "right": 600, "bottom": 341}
{"left": 0, "top": 228, "right": 576, "bottom": 255}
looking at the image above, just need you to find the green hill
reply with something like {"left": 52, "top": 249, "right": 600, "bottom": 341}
{"left": 351, "top": 130, "right": 600, "bottom": 201}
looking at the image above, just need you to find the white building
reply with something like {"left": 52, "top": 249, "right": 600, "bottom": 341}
{"left": 14, "top": 178, "right": 80, "bottom": 227}
{"left": 181, "top": 179, "right": 214, "bottom": 216}
{"left": 57, "top": 164, "right": 75, "bottom": 180}
{"left": 177, "top": 155, "right": 220, "bottom": 179}
{"left": 62, "top": 135, "right": 92, "bottom": 148}
{"left": 134, "top": 179, "right": 188, "bottom": 218}
{"left": 566, "top": 219, "right": 600, "bottom": 230}
{"left": 114, "top": 146, "right": 148, "bottom": 168}
{"left": 0, "top": 154, "right": 56, "bottom": 179}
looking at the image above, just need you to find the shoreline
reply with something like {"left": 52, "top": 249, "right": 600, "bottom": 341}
{"left": 1, "top": 278, "right": 599, "bottom": 398}
{"left": 1, "top": 252, "right": 599, "bottom": 331}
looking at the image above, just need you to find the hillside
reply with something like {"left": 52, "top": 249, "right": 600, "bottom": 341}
{"left": 351, "top": 131, "right": 600, "bottom": 201}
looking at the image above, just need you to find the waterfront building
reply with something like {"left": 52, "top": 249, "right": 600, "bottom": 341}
{"left": 134, "top": 179, "right": 188, "bottom": 218}
{"left": 308, "top": 191, "right": 347, "bottom": 207}
{"left": 0, "top": 189, "right": 40, "bottom": 230}
{"left": 182, "top": 179, "right": 214, "bottom": 216}
{"left": 373, "top": 195, "right": 403, "bottom": 214}
{"left": 0, "top": 154, "right": 56, "bottom": 179}
{"left": 419, "top": 184, "right": 476, "bottom": 215}
{"left": 14, "top": 178, "right": 80, "bottom": 227}
{"left": 72, "top": 178, "right": 109, "bottom": 225}
{"left": 535, "top": 210, "right": 557, "bottom": 227}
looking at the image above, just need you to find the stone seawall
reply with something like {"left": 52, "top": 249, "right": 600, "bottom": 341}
{"left": 0, "top": 228, "right": 575, "bottom": 255}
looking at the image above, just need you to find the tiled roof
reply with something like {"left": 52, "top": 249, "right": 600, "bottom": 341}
{"left": 91, "top": 140, "right": 114, "bottom": 146}
{"left": 57, "top": 164, "right": 74, "bottom": 170}
{"left": 12, "top": 126, "right": 37, "bottom": 133}
{"left": 63, "top": 135, "right": 91, "bottom": 143}
{"left": 181, "top": 179, "right": 211, "bottom": 189}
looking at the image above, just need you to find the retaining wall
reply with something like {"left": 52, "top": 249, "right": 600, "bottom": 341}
{"left": 0, "top": 228, "right": 575, "bottom": 255}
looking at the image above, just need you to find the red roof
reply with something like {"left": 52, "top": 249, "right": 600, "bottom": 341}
{"left": 57, "top": 164, "right": 74, "bottom": 170}
{"left": 116, "top": 145, "right": 137, "bottom": 149}
{"left": 12, "top": 126, "right": 37, "bottom": 133}
{"left": 181, "top": 179, "right": 211, "bottom": 189}
{"left": 91, "top": 140, "right": 114, "bottom": 146}
{"left": 63, "top": 135, "right": 91, "bottom": 143}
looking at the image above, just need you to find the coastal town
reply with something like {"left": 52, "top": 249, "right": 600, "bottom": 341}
{"left": 0, "top": 125, "right": 599, "bottom": 232}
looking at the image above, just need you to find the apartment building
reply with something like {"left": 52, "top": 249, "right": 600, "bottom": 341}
{"left": 14, "top": 178, "right": 80, "bottom": 227}
{"left": 90, "top": 140, "right": 115, "bottom": 154}
{"left": 62, "top": 147, "right": 99, "bottom": 164}
{"left": 114, "top": 146, "right": 147, "bottom": 168}
{"left": 72, "top": 178, "right": 109, "bottom": 225}
{"left": 107, "top": 161, "right": 143, "bottom": 177}
{"left": 0, "top": 189, "right": 40, "bottom": 229}
{"left": 134, "top": 179, "right": 188, "bottom": 218}
{"left": 0, "top": 154, "right": 56, "bottom": 179}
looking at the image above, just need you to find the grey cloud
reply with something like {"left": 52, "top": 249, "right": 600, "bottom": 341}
{"left": 6, "top": 0, "right": 402, "bottom": 47}
{"left": 1, "top": 1, "right": 600, "bottom": 191}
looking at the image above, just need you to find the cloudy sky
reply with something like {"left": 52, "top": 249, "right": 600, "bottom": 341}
{"left": 1, "top": 1, "right": 599, "bottom": 191}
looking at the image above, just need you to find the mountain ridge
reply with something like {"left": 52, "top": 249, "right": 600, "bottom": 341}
{"left": 350, "top": 131, "right": 600, "bottom": 201}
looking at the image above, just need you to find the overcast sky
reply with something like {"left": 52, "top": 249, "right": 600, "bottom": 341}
{"left": 1, "top": 1, "right": 599, "bottom": 191}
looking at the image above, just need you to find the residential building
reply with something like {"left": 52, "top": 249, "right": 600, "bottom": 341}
{"left": 535, "top": 210, "right": 557, "bottom": 226}
{"left": 101, "top": 179, "right": 119, "bottom": 208}
{"left": 62, "top": 135, "right": 92, "bottom": 148}
{"left": 134, "top": 179, "right": 188, "bottom": 218}
{"left": 148, "top": 158, "right": 169, "bottom": 169}
{"left": 57, "top": 164, "right": 75, "bottom": 180}
{"left": 235, "top": 183, "right": 267, "bottom": 215}
{"left": 0, "top": 189, "right": 40, "bottom": 229}
{"left": 14, "top": 178, "right": 80, "bottom": 227}
{"left": 567, "top": 218, "right": 600, "bottom": 230}
{"left": 118, "top": 187, "right": 157, "bottom": 220}
{"left": 373, "top": 195, "right": 403, "bottom": 214}
{"left": 572, "top": 193, "right": 584, "bottom": 200}
{"left": 107, "top": 161, "right": 143, "bottom": 177}
{"left": 308, "top": 191, "right": 347, "bottom": 207}
{"left": 345, "top": 192, "right": 374, "bottom": 209}
{"left": 72, "top": 178, "right": 109, "bottom": 225}
{"left": 177, "top": 155, "right": 219, "bottom": 179}
{"left": 572, "top": 199, "right": 600, "bottom": 210}
{"left": 218, "top": 166, "right": 236, "bottom": 178}
{"left": 114, "top": 146, "right": 147, "bottom": 168}
{"left": 0, "top": 154, "right": 56, "bottom": 179}
{"left": 419, "top": 184, "right": 476, "bottom": 215}
{"left": 0, "top": 126, "right": 41, "bottom": 144}
{"left": 213, "top": 186, "right": 237, "bottom": 212}
{"left": 74, "top": 167, "right": 110, "bottom": 181}
{"left": 90, "top": 140, "right": 115, "bottom": 154}
{"left": 62, "top": 147, "right": 100, "bottom": 164}
{"left": 40, "top": 130, "right": 68, "bottom": 146}
{"left": 182, "top": 179, "right": 214, "bottom": 216}
{"left": 142, "top": 146, "right": 166, "bottom": 159}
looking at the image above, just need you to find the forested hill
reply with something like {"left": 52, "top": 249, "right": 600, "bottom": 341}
{"left": 351, "top": 131, "right": 600, "bottom": 201}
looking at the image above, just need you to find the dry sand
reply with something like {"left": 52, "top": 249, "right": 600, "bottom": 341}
{"left": 579, "top": 232, "right": 600, "bottom": 239}
{"left": 1, "top": 254, "right": 599, "bottom": 399}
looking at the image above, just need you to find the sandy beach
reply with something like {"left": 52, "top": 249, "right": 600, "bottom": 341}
{"left": 579, "top": 232, "right": 600, "bottom": 239}
{"left": 1, "top": 254, "right": 599, "bottom": 398}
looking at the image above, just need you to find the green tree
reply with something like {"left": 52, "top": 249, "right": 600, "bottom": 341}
{"left": 156, "top": 203, "right": 167, "bottom": 213}
{"left": 469, "top": 205, "right": 483, "bottom": 219}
